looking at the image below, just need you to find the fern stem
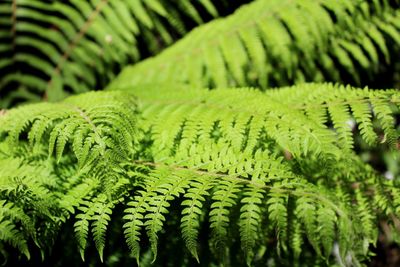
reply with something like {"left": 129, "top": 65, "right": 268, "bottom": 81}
{"left": 72, "top": 106, "right": 101, "bottom": 140}
{"left": 11, "top": 0, "right": 17, "bottom": 51}
{"left": 44, "top": 0, "right": 109, "bottom": 100}
{"left": 137, "top": 91, "right": 398, "bottom": 118}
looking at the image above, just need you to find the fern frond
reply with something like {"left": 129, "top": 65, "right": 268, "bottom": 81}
{"left": 123, "top": 196, "right": 145, "bottom": 264}
{"left": 354, "top": 188, "right": 377, "bottom": 244}
{"left": 267, "top": 183, "right": 289, "bottom": 253}
{"left": 295, "top": 196, "right": 320, "bottom": 255}
{"left": 74, "top": 201, "right": 95, "bottom": 261}
{"left": 181, "top": 174, "right": 214, "bottom": 261}
{"left": 0, "top": 143, "right": 61, "bottom": 259}
{"left": 144, "top": 168, "right": 192, "bottom": 261}
{"left": 290, "top": 219, "right": 303, "bottom": 261}
{"left": 209, "top": 180, "right": 242, "bottom": 250}
{"left": 0, "top": 90, "right": 137, "bottom": 165}
{"left": 0, "top": 0, "right": 233, "bottom": 107}
{"left": 91, "top": 196, "right": 113, "bottom": 262}
{"left": 120, "top": 82, "right": 399, "bottom": 264}
{"left": 122, "top": 83, "right": 399, "bottom": 159}
{"left": 123, "top": 168, "right": 173, "bottom": 263}
{"left": 109, "top": 0, "right": 400, "bottom": 90}
{"left": 0, "top": 82, "right": 398, "bottom": 265}
{"left": 317, "top": 204, "right": 337, "bottom": 258}
{"left": 267, "top": 83, "right": 399, "bottom": 149}
{"left": 0, "top": 219, "right": 30, "bottom": 259}
{"left": 238, "top": 184, "right": 264, "bottom": 265}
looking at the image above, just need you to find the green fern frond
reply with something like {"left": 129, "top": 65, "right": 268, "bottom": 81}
{"left": 0, "top": 219, "right": 30, "bottom": 259}
{"left": 239, "top": 184, "right": 264, "bottom": 266}
{"left": 267, "top": 183, "right": 289, "bottom": 253}
{"left": 123, "top": 168, "right": 172, "bottom": 263}
{"left": 74, "top": 201, "right": 95, "bottom": 261}
{"left": 122, "top": 83, "right": 398, "bottom": 158}
{"left": 0, "top": 91, "right": 137, "bottom": 166}
{"left": 120, "top": 82, "right": 398, "bottom": 264}
{"left": 123, "top": 196, "right": 145, "bottom": 264}
{"left": 109, "top": 0, "right": 400, "bottom": 90}
{"left": 91, "top": 196, "right": 113, "bottom": 262}
{"left": 290, "top": 219, "right": 303, "bottom": 261}
{"left": 209, "top": 180, "right": 242, "bottom": 250}
{"left": 0, "top": 0, "right": 233, "bottom": 107}
{"left": 0, "top": 143, "right": 61, "bottom": 259}
{"left": 181, "top": 174, "right": 214, "bottom": 262}
{"left": 295, "top": 196, "right": 320, "bottom": 255}
{"left": 317, "top": 204, "right": 337, "bottom": 258}
{"left": 144, "top": 169, "right": 192, "bottom": 261}
{"left": 354, "top": 188, "right": 377, "bottom": 244}
{"left": 0, "top": 82, "right": 399, "bottom": 265}
{"left": 0, "top": 91, "right": 141, "bottom": 261}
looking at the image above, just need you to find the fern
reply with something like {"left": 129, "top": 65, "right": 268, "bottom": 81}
{"left": 0, "top": 0, "right": 238, "bottom": 107}
{"left": 209, "top": 179, "right": 242, "bottom": 251}
{"left": 0, "top": 80, "right": 399, "bottom": 265}
{"left": 109, "top": 0, "right": 400, "bottom": 90}
{"left": 180, "top": 173, "right": 214, "bottom": 261}
{"left": 239, "top": 184, "right": 264, "bottom": 265}
{"left": 0, "top": 83, "right": 398, "bottom": 265}
{"left": 0, "top": 1, "right": 400, "bottom": 266}
{"left": 91, "top": 196, "right": 114, "bottom": 262}
{"left": 121, "top": 84, "right": 398, "bottom": 156}
{"left": 0, "top": 91, "right": 140, "bottom": 261}
{"left": 119, "top": 83, "right": 399, "bottom": 264}
{"left": 0, "top": 90, "right": 137, "bottom": 164}
{"left": 74, "top": 201, "right": 94, "bottom": 261}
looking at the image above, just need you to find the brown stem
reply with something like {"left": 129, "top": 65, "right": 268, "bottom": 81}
{"left": 11, "top": 0, "right": 17, "bottom": 57}
{"left": 44, "top": 0, "right": 109, "bottom": 100}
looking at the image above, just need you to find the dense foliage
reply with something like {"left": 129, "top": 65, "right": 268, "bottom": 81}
{"left": 0, "top": 1, "right": 399, "bottom": 266}
{"left": 0, "top": 0, "right": 242, "bottom": 106}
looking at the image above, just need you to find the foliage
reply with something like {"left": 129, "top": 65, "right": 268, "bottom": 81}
{"left": 0, "top": 0, "right": 399, "bottom": 267}
{"left": 0, "top": 83, "right": 399, "bottom": 266}
{"left": 0, "top": 0, "right": 239, "bottom": 107}
{"left": 109, "top": 0, "right": 400, "bottom": 90}
{"left": 0, "top": 91, "right": 138, "bottom": 261}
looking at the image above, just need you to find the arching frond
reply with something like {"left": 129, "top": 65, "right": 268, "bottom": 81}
{"left": 0, "top": 90, "right": 137, "bottom": 165}
{"left": 0, "top": 91, "right": 139, "bottom": 260}
{"left": 118, "top": 83, "right": 399, "bottom": 265}
{"left": 0, "top": 83, "right": 399, "bottom": 265}
{"left": 0, "top": 0, "right": 235, "bottom": 107}
{"left": 2, "top": 0, "right": 399, "bottom": 265}
{"left": 124, "top": 83, "right": 398, "bottom": 158}
{"left": 109, "top": 0, "right": 400, "bottom": 90}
